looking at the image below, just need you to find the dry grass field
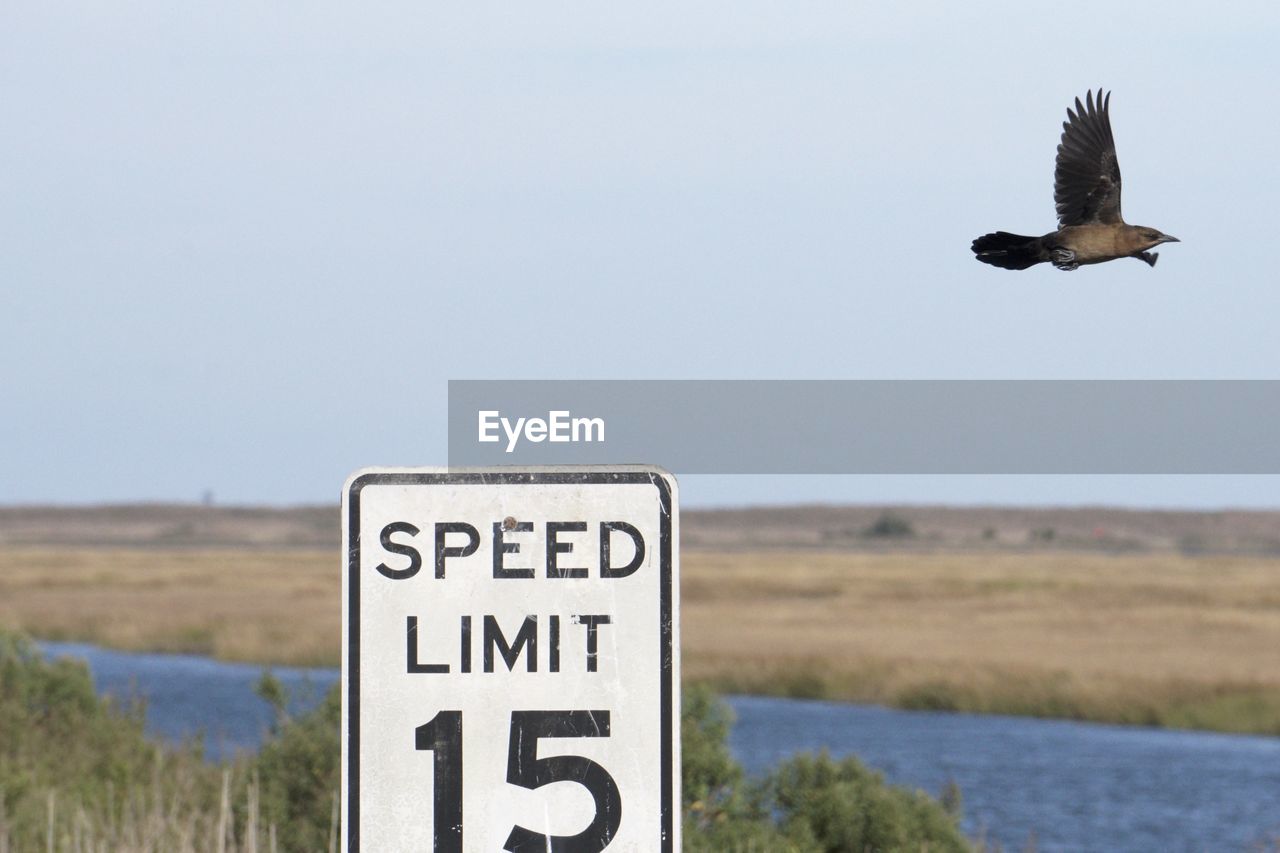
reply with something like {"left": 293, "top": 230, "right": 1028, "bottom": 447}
{"left": 0, "top": 547, "right": 339, "bottom": 666}
{"left": 3, "top": 522, "right": 1280, "bottom": 733}
{"left": 682, "top": 549, "right": 1280, "bottom": 733}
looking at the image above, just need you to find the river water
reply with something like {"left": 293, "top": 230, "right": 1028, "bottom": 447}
{"left": 38, "top": 642, "right": 1280, "bottom": 852}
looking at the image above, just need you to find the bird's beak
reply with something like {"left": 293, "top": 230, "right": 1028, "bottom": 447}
{"left": 1158, "top": 234, "right": 1180, "bottom": 244}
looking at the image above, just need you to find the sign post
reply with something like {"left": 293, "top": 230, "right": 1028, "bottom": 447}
{"left": 342, "top": 467, "right": 679, "bottom": 852}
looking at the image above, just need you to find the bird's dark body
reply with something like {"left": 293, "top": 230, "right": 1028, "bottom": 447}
{"left": 972, "top": 90, "right": 1178, "bottom": 271}
{"left": 972, "top": 224, "right": 1165, "bottom": 270}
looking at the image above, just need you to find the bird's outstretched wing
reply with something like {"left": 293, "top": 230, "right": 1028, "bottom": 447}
{"left": 1054, "top": 89, "right": 1122, "bottom": 226}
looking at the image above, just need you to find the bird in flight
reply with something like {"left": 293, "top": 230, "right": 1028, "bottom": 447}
{"left": 972, "top": 89, "right": 1179, "bottom": 271}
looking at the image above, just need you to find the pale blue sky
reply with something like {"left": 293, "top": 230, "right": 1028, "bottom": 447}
{"left": 4, "top": 3, "right": 1279, "bottom": 507}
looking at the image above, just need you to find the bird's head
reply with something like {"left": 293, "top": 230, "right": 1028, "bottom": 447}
{"left": 1134, "top": 226, "right": 1180, "bottom": 251}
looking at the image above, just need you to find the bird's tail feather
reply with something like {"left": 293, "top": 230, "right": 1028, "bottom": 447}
{"left": 971, "top": 231, "right": 1045, "bottom": 270}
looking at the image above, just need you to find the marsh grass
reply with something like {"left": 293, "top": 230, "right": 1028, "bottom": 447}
{"left": 683, "top": 549, "right": 1280, "bottom": 734}
{"left": 0, "top": 633, "right": 339, "bottom": 852}
{"left": 3, "top": 768, "right": 276, "bottom": 853}
{"left": 0, "top": 549, "right": 337, "bottom": 666}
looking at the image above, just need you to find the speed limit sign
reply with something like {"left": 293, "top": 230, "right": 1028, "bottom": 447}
{"left": 341, "top": 467, "right": 679, "bottom": 851}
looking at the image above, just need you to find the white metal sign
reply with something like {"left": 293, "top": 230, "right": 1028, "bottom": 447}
{"left": 342, "top": 467, "right": 679, "bottom": 852}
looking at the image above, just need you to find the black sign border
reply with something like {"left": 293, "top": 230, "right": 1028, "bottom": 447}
{"left": 344, "top": 468, "right": 676, "bottom": 852}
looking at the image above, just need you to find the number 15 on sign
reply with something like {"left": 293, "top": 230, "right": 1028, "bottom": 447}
{"left": 342, "top": 468, "right": 680, "bottom": 852}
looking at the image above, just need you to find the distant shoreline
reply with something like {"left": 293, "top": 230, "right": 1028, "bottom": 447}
{"left": 3, "top": 501, "right": 1279, "bottom": 554}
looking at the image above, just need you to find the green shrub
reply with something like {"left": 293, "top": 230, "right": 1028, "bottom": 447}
{"left": 766, "top": 751, "right": 969, "bottom": 852}
{"left": 682, "top": 683, "right": 742, "bottom": 808}
{"left": 682, "top": 687, "right": 971, "bottom": 852}
{"left": 682, "top": 684, "right": 794, "bottom": 850}
{"left": 247, "top": 673, "right": 341, "bottom": 853}
{"left": 863, "top": 513, "right": 916, "bottom": 539}
{"left": 0, "top": 629, "right": 217, "bottom": 849}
